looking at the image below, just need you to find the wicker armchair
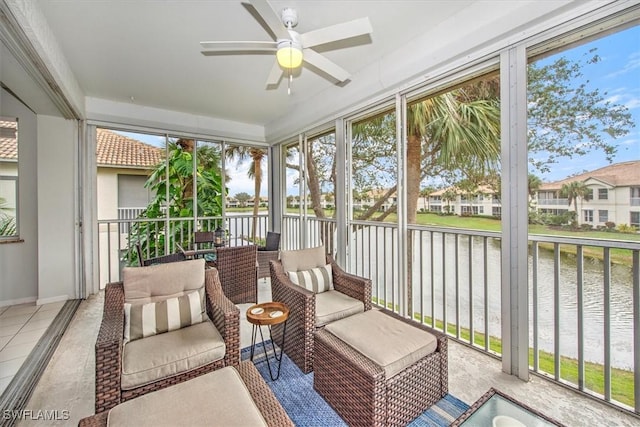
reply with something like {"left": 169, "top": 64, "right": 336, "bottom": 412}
{"left": 213, "top": 245, "right": 258, "bottom": 304}
{"left": 257, "top": 232, "right": 280, "bottom": 280}
{"left": 94, "top": 265, "right": 240, "bottom": 413}
{"left": 270, "top": 250, "right": 371, "bottom": 373}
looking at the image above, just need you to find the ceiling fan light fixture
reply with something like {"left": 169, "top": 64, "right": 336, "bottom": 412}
{"left": 276, "top": 40, "right": 303, "bottom": 69}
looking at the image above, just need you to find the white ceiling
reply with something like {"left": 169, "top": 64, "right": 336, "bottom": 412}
{"left": 4, "top": 0, "right": 617, "bottom": 142}
{"left": 34, "top": 0, "right": 475, "bottom": 127}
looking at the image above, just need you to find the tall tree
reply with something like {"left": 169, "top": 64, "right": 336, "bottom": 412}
{"left": 527, "top": 50, "right": 632, "bottom": 172}
{"left": 235, "top": 192, "right": 251, "bottom": 207}
{"left": 226, "top": 146, "right": 266, "bottom": 242}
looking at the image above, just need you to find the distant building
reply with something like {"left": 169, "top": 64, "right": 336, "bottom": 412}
{"left": 96, "top": 129, "right": 163, "bottom": 222}
{"left": 536, "top": 160, "right": 640, "bottom": 227}
{"left": 428, "top": 185, "right": 500, "bottom": 217}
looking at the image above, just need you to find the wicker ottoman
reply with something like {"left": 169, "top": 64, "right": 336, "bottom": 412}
{"left": 79, "top": 361, "right": 293, "bottom": 427}
{"left": 314, "top": 309, "right": 448, "bottom": 427}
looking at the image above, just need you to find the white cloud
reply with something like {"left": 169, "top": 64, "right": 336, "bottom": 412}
{"left": 605, "top": 53, "right": 640, "bottom": 79}
{"left": 226, "top": 161, "right": 268, "bottom": 197}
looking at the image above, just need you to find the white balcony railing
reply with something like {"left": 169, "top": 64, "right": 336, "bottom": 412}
{"left": 97, "top": 213, "right": 640, "bottom": 414}
{"left": 537, "top": 198, "right": 569, "bottom": 206}
{"left": 279, "top": 215, "right": 640, "bottom": 414}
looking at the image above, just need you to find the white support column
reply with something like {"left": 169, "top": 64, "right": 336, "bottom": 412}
{"left": 269, "top": 144, "right": 282, "bottom": 233}
{"left": 299, "top": 134, "right": 307, "bottom": 248}
{"left": 396, "top": 94, "right": 408, "bottom": 317}
{"left": 335, "top": 118, "right": 348, "bottom": 266}
{"left": 500, "top": 45, "right": 530, "bottom": 381}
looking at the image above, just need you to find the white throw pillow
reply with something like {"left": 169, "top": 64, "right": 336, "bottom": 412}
{"left": 124, "top": 288, "right": 204, "bottom": 342}
{"left": 287, "top": 264, "right": 333, "bottom": 294}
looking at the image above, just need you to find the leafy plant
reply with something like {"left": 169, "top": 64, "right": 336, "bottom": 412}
{"left": 128, "top": 139, "right": 225, "bottom": 264}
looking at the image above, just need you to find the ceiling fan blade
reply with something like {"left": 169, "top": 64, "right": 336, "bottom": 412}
{"left": 300, "top": 17, "right": 372, "bottom": 48}
{"left": 303, "top": 49, "right": 351, "bottom": 83}
{"left": 200, "top": 41, "right": 277, "bottom": 51}
{"left": 265, "top": 61, "right": 283, "bottom": 87}
{"left": 250, "top": 0, "right": 290, "bottom": 40}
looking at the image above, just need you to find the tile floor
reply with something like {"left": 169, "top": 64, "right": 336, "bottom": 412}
{"left": 0, "top": 301, "right": 65, "bottom": 395}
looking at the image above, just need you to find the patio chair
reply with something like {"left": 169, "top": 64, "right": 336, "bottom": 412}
{"left": 269, "top": 245, "right": 372, "bottom": 373}
{"left": 257, "top": 231, "right": 280, "bottom": 280}
{"left": 135, "top": 242, "right": 185, "bottom": 266}
{"left": 213, "top": 245, "right": 258, "bottom": 304}
{"left": 94, "top": 258, "right": 240, "bottom": 413}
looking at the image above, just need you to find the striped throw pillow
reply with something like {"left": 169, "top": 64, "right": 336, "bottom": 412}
{"left": 123, "top": 288, "right": 204, "bottom": 342}
{"left": 287, "top": 264, "right": 334, "bottom": 294}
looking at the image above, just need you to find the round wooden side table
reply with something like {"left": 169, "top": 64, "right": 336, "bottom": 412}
{"left": 246, "top": 302, "right": 289, "bottom": 380}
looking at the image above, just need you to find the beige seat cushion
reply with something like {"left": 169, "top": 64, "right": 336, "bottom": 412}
{"left": 123, "top": 258, "right": 205, "bottom": 304}
{"left": 315, "top": 290, "right": 364, "bottom": 327}
{"left": 325, "top": 309, "right": 438, "bottom": 379}
{"left": 280, "top": 245, "right": 325, "bottom": 272}
{"left": 109, "top": 366, "right": 267, "bottom": 426}
{"left": 121, "top": 319, "right": 225, "bottom": 390}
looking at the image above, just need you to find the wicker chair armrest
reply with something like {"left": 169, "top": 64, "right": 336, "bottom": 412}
{"left": 327, "top": 255, "right": 372, "bottom": 310}
{"left": 78, "top": 411, "right": 108, "bottom": 427}
{"left": 269, "top": 259, "right": 315, "bottom": 326}
{"left": 95, "top": 283, "right": 125, "bottom": 413}
{"left": 237, "top": 361, "right": 294, "bottom": 427}
{"left": 205, "top": 268, "right": 240, "bottom": 368}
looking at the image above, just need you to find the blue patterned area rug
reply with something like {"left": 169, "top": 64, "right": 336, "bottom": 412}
{"left": 241, "top": 344, "right": 469, "bottom": 426}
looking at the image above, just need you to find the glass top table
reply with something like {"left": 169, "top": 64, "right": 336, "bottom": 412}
{"left": 451, "top": 388, "right": 565, "bottom": 427}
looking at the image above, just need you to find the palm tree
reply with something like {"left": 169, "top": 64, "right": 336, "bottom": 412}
{"left": 528, "top": 173, "right": 542, "bottom": 210}
{"left": 560, "top": 181, "right": 590, "bottom": 225}
{"left": 441, "top": 189, "right": 457, "bottom": 214}
{"left": 528, "top": 174, "right": 542, "bottom": 198}
{"left": 419, "top": 186, "right": 436, "bottom": 212}
{"left": 405, "top": 91, "right": 500, "bottom": 225}
{"left": 225, "top": 145, "right": 267, "bottom": 242}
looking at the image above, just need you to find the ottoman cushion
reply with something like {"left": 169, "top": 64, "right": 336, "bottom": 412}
{"left": 108, "top": 366, "right": 267, "bottom": 426}
{"left": 315, "top": 290, "right": 365, "bottom": 327}
{"left": 324, "top": 309, "right": 437, "bottom": 378}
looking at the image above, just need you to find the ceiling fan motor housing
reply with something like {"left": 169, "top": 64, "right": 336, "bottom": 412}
{"left": 281, "top": 8, "right": 298, "bottom": 28}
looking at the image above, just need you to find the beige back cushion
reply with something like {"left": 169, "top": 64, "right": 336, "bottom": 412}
{"left": 123, "top": 258, "right": 205, "bottom": 304}
{"left": 280, "top": 245, "right": 326, "bottom": 272}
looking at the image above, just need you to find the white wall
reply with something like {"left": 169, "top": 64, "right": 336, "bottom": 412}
{"left": 36, "top": 115, "right": 77, "bottom": 304}
{"left": 0, "top": 88, "right": 38, "bottom": 305}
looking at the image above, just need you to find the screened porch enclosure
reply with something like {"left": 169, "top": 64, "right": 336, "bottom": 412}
{"left": 93, "top": 12, "right": 640, "bottom": 416}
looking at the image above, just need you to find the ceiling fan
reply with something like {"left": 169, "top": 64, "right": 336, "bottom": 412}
{"left": 200, "top": 0, "right": 373, "bottom": 89}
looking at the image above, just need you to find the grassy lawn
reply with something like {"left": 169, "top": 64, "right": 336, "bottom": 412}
{"left": 229, "top": 209, "right": 637, "bottom": 265}
{"left": 405, "top": 306, "right": 635, "bottom": 407}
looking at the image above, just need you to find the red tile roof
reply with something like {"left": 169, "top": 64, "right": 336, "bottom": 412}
{"left": 539, "top": 160, "right": 640, "bottom": 190}
{"left": 0, "top": 120, "right": 17, "bottom": 160}
{"left": 97, "top": 129, "right": 163, "bottom": 168}
{"left": 1, "top": 125, "right": 163, "bottom": 169}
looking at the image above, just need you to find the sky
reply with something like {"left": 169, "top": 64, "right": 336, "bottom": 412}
{"left": 115, "top": 24, "right": 639, "bottom": 195}
{"left": 534, "top": 24, "right": 639, "bottom": 182}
